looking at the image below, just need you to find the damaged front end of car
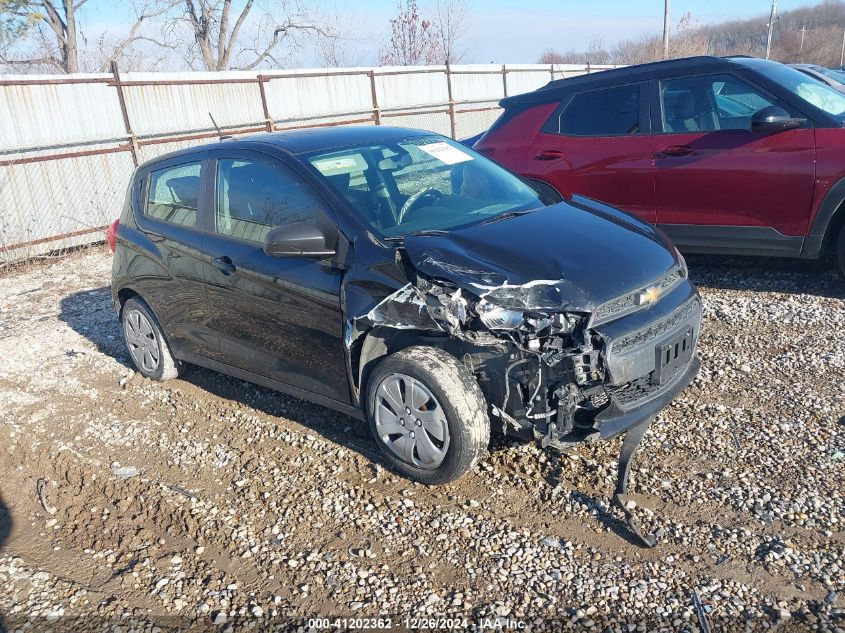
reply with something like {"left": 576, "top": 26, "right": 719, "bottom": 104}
{"left": 343, "top": 226, "right": 701, "bottom": 546}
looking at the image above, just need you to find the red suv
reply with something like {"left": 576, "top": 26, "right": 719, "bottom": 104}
{"left": 474, "top": 56, "right": 845, "bottom": 275}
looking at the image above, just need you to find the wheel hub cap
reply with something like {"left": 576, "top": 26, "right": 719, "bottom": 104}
{"left": 374, "top": 373, "right": 450, "bottom": 470}
{"left": 123, "top": 309, "right": 161, "bottom": 373}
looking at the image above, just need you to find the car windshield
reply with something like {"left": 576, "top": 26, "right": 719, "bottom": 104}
{"left": 305, "top": 136, "right": 544, "bottom": 239}
{"left": 756, "top": 63, "right": 845, "bottom": 118}
{"left": 815, "top": 66, "right": 845, "bottom": 84}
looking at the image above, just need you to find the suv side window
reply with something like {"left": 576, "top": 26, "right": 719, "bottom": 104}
{"left": 145, "top": 162, "right": 202, "bottom": 227}
{"left": 557, "top": 84, "right": 641, "bottom": 136}
{"left": 215, "top": 158, "right": 323, "bottom": 243}
{"left": 660, "top": 74, "right": 779, "bottom": 133}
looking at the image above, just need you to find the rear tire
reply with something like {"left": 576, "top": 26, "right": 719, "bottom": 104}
{"left": 837, "top": 223, "right": 845, "bottom": 278}
{"left": 366, "top": 346, "right": 490, "bottom": 485}
{"left": 121, "top": 297, "right": 182, "bottom": 381}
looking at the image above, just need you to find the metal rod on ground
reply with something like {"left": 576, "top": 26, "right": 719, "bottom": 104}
{"left": 766, "top": 0, "right": 778, "bottom": 59}
{"left": 663, "top": 0, "right": 670, "bottom": 59}
{"left": 692, "top": 589, "right": 712, "bottom": 633}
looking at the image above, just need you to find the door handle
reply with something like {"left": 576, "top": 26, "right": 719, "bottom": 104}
{"left": 657, "top": 145, "right": 694, "bottom": 157}
{"left": 534, "top": 149, "right": 565, "bottom": 161}
{"left": 211, "top": 256, "right": 236, "bottom": 275}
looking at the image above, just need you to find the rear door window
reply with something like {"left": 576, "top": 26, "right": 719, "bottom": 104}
{"left": 558, "top": 84, "right": 642, "bottom": 136}
{"left": 145, "top": 162, "right": 202, "bottom": 227}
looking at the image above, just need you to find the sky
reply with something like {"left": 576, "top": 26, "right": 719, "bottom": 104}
{"left": 80, "top": 0, "right": 824, "bottom": 67}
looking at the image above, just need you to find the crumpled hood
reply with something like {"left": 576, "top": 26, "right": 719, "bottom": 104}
{"left": 402, "top": 196, "right": 680, "bottom": 311}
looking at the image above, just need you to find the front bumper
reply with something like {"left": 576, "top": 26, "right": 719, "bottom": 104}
{"left": 537, "top": 285, "right": 701, "bottom": 451}
{"left": 595, "top": 353, "right": 700, "bottom": 439}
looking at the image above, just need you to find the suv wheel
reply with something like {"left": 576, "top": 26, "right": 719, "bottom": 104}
{"left": 366, "top": 346, "right": 490, "bottom": 485}
{"left": 838, "top": 223, "right": 845, "bottom": 277}
{"left": 121, "top": 297, "right": 182, "bottom": 381}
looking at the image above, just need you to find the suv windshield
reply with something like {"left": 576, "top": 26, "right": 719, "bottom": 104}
{"left": 813, "top": 66, "right": 845, "bottom": 84}
{"left": 755, "top": 62, "right": 845, "bottom": 118}
{"left": 305, "top": 136, "right": 544, "bottom": 239}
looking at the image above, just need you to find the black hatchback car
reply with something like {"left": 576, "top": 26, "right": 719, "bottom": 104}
{"left": 110, "top": 126, "right": 701, "bottom": 494}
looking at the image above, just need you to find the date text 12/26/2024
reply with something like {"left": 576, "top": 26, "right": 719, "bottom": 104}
{"left": 306, "top": 617, "right": 526, "bottom": 630}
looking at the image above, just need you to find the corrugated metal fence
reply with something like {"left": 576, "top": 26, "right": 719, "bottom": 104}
{"left": 0, "top": 62, "right": 615, "bottom": 262}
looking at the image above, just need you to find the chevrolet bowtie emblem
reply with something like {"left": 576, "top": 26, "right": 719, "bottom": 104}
{"left": 638, "top": 286, "right": 662, "bottom": 305}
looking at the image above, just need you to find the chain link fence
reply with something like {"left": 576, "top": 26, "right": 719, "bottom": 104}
{"left": 0, "top": 63, "right": 615, "bottom": 264}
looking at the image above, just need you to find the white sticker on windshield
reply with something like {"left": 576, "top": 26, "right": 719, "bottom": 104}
{"left": 312, "top": 154, "right": 367, "bottom": 176}
{"left": 418, "top": 142, "right": 474, "bottom": 165}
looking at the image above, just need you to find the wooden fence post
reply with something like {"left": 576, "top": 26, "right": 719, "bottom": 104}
{"left": 501, "top": 64, "right": 508, "bottom": 98}
{"left": 110, "top": 61, "right": 138, "bottom": 166}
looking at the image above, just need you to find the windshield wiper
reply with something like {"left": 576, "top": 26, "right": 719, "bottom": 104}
{"left": 409, "top": 229, "right": 448, "bottom": 237}
{"left": 478, "top": 209, "right": 537, "bottom": 226}
{"left": 383, "top": 229, "right": 447, "bottom": 244}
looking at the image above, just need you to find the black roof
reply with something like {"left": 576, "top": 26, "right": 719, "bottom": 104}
{"left": 137, "top": 126, "right": 437, "bottom": 170}
{"left": 501, "top": 55, "right": 781, "bottom": 106}
{"left": 235, "top": 125, "right": 433, "bottom": 154}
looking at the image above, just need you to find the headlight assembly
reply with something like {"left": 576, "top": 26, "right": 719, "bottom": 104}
{"left": 476, "top": 298, "right": 525, "bottom": 330}
{"left": 676, "top": 247, "right": 688, "bottom": 278}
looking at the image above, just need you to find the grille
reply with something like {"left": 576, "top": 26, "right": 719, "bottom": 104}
{"left": 592, "top": 267, "right": 684, "bottom": 326}
{"left": 611, "top": 375, "right": 661, "bottom": 407}
{"left": 610, "top": 297, "right": 700, "bottom": 355}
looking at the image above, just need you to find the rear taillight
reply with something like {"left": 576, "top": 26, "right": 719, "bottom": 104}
{"left": 107, "top": 219, "right": 119, "bottom": 254}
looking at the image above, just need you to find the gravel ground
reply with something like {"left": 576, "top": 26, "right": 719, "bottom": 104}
{"left": 0, "top": 246, "right": 843, "bottom": 631}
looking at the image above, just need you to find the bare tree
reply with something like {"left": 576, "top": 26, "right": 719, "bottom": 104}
{"left": 1, "top": 0, "right": 176, "bottom": 73}
{"left": 96, "top": 0, "right": 177, "bottom": 71}
{"left": 379, "top": 0, "right": 439, "bottom": 66}
{"left": 1, "top": 0, "right": 34, "bottom": 53}
{"left": 431, "top": 0, "right": 469, "bottom": 64}
{"left": 611, "top": 12, "right": 707, "bottom": 65}
{"left": 171, "top": 0, "right": 335, "bottom": 71}
{"left": 538, "top": 35, "right": 609, "bottom": 66}
{"left": 308, "top": 5, "right": 367, "bottom": 67}
{"left": 539, "top": 48, "right": 578, "bottom": 64}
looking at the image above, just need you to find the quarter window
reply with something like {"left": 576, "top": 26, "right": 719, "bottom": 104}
{"left": 145, "top": 162, "right": 201, "bottom": 227}
{"left": 660, "top": 74, "right": 780, "bottom": 133}
{"left": 558, "top": 84, "right": 641, "bottom": 136}
{"left": 215, "top": 158, "right": 322, "bottom": 243}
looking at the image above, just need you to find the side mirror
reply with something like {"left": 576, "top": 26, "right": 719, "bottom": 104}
{"left": 263, "top": 221, "right": 336, "bottom": 258}
{"left": 751, "top": 106, "right": 804, "bottom": 132}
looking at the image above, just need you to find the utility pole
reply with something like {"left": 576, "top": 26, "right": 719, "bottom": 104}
{"left": 799, "top": 24, "right": 807, "bottom": 62}
{"left": 663, "top": 0, "right": 670, "bottom": 59}
{"left": 840, "top": 27, "right": 845, "bottom": 66}
{"left": 766, "top": 0, "right": 777, "bottom": 60}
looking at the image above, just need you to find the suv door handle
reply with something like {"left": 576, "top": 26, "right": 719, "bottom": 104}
{"left": 657, "top": 145, "right": 694, "bottom": 157}
{"left": 534, "top": 149, "right": 565, "bottom": 161}
{"left": 211, "top": 256, "right": 236, "bottom": 275}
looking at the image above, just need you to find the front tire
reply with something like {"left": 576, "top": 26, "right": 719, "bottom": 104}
{"left": 121, "top": 297, "right": 182, "bottom": 381}
{"left": 366, "top": 346, "right": 490, "bottom": 485}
